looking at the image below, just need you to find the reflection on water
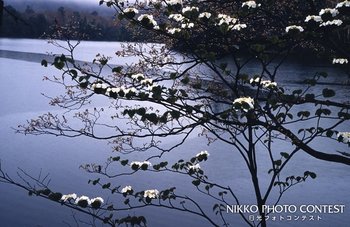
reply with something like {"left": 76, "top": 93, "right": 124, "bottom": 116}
{"left": 0, "top": 39, "right": 349, "bottom": 227}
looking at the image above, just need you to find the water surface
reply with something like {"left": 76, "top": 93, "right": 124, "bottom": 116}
{"left": 0, "top": 38, "right": 349, "bottom": 227}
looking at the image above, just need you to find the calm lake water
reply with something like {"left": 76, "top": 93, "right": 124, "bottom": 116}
{"left": 0, "top": 38, "right": 349, "bottom": 227}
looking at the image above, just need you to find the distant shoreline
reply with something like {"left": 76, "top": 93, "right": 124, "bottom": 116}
{"left": 0, "top": 49, "right": 53, "bottom": 63}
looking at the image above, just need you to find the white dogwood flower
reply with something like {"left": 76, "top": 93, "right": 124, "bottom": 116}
{"left": 336, "top": 0, "right": 350, "bottom": 9}
{"left": 198, "top": 12, "right": 212, "bottom": 19}
{"left": 305, "top": 15, "right": 322, "bottom": 23}
{"left": 285, "top": 25, "right": 304, "bottom": 33}
{"left": 196, "top": 150, "right": 210, "bottom": 158}
{"left": 319, "top": 8, "right": 339, "bottom": 17}
{"left": 337, "top": 132, "right": 350, "bottom": 143}
{"left": 124, "top": 7, "right": 139, "bottom": 14}
{"left": 144, "top": 189, "right": 159, "bottom": 199}
{"left": 320, "top": 19, "right": 343, "bottom": 27}
{"left": 188, "top": 163, "right": 201, "bottom": 171}
{"left": 61, "top": 193, "right": 77, "bottom": 202}
{"left": 167, "top": 27, "right": 182, "bottom": 34}
{"left": 242, "top": 1, "right": 261, "bottom": 9}
{"left": 75, "top": 196, "right": 91, "bottom": 205}
{"left": 121, "top": 185, "right": 133, "bottom": 194}
{"left": 90, "top": 197, "right": 104, "bottom": 204}
{"left": 233, "top": 97, "right": 255, "bottom": 111}
{"left": 332, "top": 58, "right": 348, "bottom": 64}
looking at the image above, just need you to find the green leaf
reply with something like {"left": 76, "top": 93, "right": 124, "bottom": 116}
{"left": 69, "top": 69, "right": 78, "bottom": 78}
{"left": 41, "top": 59, "right": 48, "bottom": 67}
{"left": 146, "top": 113, "right": 158, "bottom": 124}
{"left": 79, "top": 82, "right": 88, "bottom": 89}
{"left": 170, "top": 111, "right": 181, "bottom": 119}
{"left": 54, "top": 61, "right": 64, "bottom": 70}
{"left": 92, "top": 178, "right": 100, "bottom": 185}
{"left": 315, "top": 109, "right": 322, "bottom": 116}
{"left": 305, "top": 93, "right": 315, "bottom": 101}
{"left": 112, "top": 66, "right": 123, "bottom": 73}
{"left": 172, "top": 163, "right": 179, "bottom": 170}
{"left": 145, "top": 197, "right": 152, "bottom": 203}
{"left": 297, "top": 111, "right": 310, "bottom": 118}
{"left": 251, "top": 44, "right": 265, "bottom": 52}
{"left": 162, "top": 189, "right": 170, "bottom": 198}
{"left": 318, "top": 72, "right": 328, "bottom": 78}
{"left": 78, "top": 76, "right": 86, "bottom": 82}
{"left": 317, "top": 127, "right": 324, "bottom": 133}
{"left": 170, "top": 73, "right": 177, "bottom": 80}
{"left": 120, "top": 160, "right": 129, "bottom": 166}
{"left": 136, "top": 108, "right": 146, "bottom": 116}
{"left": 304, "top": 79, "right": 316, "bottom": 86}
{"left": 304, "top": 171, "right": 317, "bottom": 179}
{"left": 181, "top": 77, "right": 190, "bottom": 84}
{"left": 192, "top": 179, "right": 200, "bottom": 186}
{"left": 280, "top": 152, "right": 290, "bottom": 159}
{"left": 306, "top": 127, "right": 315, "bottom": 133}
{"left": 159, "top": 161, "right": 168, "bottom": 168}
{"left": 192, "top": 83, "right": 202, "bottom": 89}
{"left": 326, "top": 130, "right": 334, "bottom": 137}
{"left": 287, "top": 113, "right": 293, "bottom": 120}
{"left": 65, "top": 57, "right": 74, "bottom": 64}
{"left": 41, "top": 189, "right": 51, "bottom": 196}
{"left": 127, "top": 110, "right": 136, "bottom": 118}
{"left": 338, "top": 112, "right": 350, "bottom": 119}
{"left": 118, "top": 13, "right": 125, "bottom": 20}
{"left": 124, "top": 198, "right": 130, "bottom": 205}
{"left": 179, "top": 89, "right": 188, "bottom": 97}
{"left": 219, "top": 63, "right": 228, "bottom": 70}
{"left": 159, "top": 113, "right": 168, "bottom": 123}
{"left": 59, "top": 54, "right": 66, "bottom": 61}
{"left": 138, "top": 216, "right": 147, "bottom": 225}
{"left": 91, "top": 200, "right": 102, "bottom": 209}
{"left": 112, "top": 156, "right": 120, "bottom": 161}
{"left": 131, "top": 163, "right": 139, "bottom": 170}
{"left": 277, "top": 113, "right": 285, "bottom": 120}
{"left": 239, "top": 73, "right": 249, "bottom": 81}
{"left": 274, "top": 160, "right": 282, "bottom": 166}
{"left": 322, "top": 88, "right": 335, "bottom": 98}
{"left": 218, "top": 191, "right": 227, "bottom": 196}
{"left": 48, "top": 192, "right": 62, "bottom": 201}
{"left": 292, "top": 89, "right": 303, "bottom": 96}
{"left": 140, "top": 163, "right": 148, "bottom": 170}
{"left": 213, "top": 204, "right": 219, "bottom": 211}
{"left": 309, "top": 172, "right": 317, "bottom": 179}
{"left": 316, "top": 108, "right": 332, "bottom": 116}
{"left": 102, "top": 183, "right": 111, "bottom": 189}
{"left": 323, "top": 109, "right": 331, "bottom": 115}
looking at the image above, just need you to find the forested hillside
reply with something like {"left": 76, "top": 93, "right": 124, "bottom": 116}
{"left": 0, "top": 0, "right": 133, "bottom": 41}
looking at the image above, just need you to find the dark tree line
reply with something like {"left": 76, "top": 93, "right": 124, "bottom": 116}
{"left": 0, "top": 3, "right": 134, "bottom": 41}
